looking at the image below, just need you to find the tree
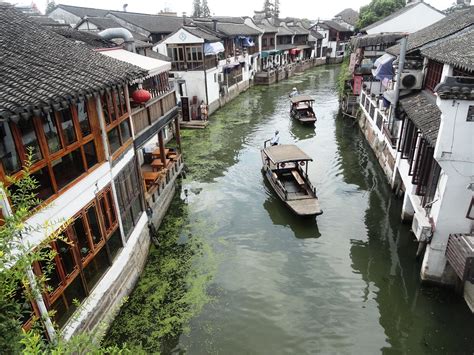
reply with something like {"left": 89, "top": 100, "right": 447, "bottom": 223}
{"left": 45, "top": 0, "right": 56, "bottom": 15}
{"left": 274, "top": 0, "right": 280, "bottom": 19}
{"left": 192, "top": 0, "right": 202, "bottom": 18}
{"left": 357, "top": 0, "right": 405, "bottom": 30}
{"left": 262, "top": 0, "right": 273, "bottom": 19}
{"left": 201, "top": 0, "right": 211, "bottom": 18}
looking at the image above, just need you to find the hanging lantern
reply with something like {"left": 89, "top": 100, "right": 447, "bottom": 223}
{"left": 132, "top": 89, "right": 151, "bottom": 104}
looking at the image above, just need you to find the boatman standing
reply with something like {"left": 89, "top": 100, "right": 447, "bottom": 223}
{"left": 289, "top": 87, "right": 299, "bottom": 97}
{"left": 271, "top": 130, "right": 280, "bottom": 146}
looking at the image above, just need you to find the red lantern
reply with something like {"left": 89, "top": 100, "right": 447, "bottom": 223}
{"left": 132, "top": 89, "right": 151, "bottom": 104}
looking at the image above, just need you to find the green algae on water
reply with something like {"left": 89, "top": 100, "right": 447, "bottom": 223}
{"left": 103, "top": 191, "right": 217, "bottom": 353}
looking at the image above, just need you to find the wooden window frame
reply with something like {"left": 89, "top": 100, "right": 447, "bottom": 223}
{"left": 467, "top": 198, "right": 474, "bottom": 220}
{"left": 0, "top": 99, "right": 104, "bottom": 204}
{"left": 425, "top": 60, "right": 443, "bottom": 92}
{"left": 33, "top": 184, "right": 120, "bottom": 317}
{"left": 101, "top": 88, "right": 133, "bottom": 159}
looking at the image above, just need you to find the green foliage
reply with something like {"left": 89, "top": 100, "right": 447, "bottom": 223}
{"left": 103, "top": 193, "right": 216, "bottom": 352}
{"left": 201, "top": 0, "right": 211, "bottom": 17}
{"left": 357, "top": 0, "right": 405, "bottom": 30}
{"left": 45, "top": 0, "right": 56, "bottom": 15}
{"left": 336, "top": 55, "right": 351, "bottom": 98}
{"left": 192, "top": 0, "right": 201, "bottom": 17}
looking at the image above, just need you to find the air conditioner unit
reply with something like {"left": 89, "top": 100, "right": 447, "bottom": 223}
{"left": 399, "top": 70, "right": 423, "bottom": 90}
{"left": 411, "top": 213, "right": 432, "bottom": 242}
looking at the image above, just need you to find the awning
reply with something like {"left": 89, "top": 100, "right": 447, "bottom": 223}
{"left": 204, "top": 42, "right": 225, "bottom": 56}
{"left": 263, "top": 144, "right": 313, "bottom": 164}
{"left": 372, "top": 53, "right": 395, "bottom": 81}
{"left": 100, "top": 49, "right": 170, "bottom": 81}
{"left": 238, "top": 36, "right": 255, "bottom": 47}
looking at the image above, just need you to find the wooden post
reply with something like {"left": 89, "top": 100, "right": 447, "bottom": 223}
{"left": 158, "top": 130, "right": 166, "bottom": 166}
{"left": 174, "top": 116, "right": 182, "bottom": 152}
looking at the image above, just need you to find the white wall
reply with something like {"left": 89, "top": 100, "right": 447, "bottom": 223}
{"left": 421, "top": 94, "right": 474, "bottom": 281}
{"left": 47, "top": 8, "right": 80, "bottom": 26}
{"left": 366, "top": 3, "right": 445, "bottom": 34}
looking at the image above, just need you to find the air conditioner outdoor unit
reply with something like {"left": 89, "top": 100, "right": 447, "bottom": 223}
{"left": 411, "top": 213, "right": 432, "bottom": 242}
{"left": 399, "top": 70, "right": 423, "bottom": 90}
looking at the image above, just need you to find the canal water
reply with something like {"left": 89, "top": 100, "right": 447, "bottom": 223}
{"left": 111, "top": 65, "right": 474, "bottom": 354}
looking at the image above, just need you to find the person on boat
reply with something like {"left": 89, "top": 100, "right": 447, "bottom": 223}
{"left": 289, "top": 87, "right": 299, "bottom": 97}
{"left": 270, "top": 130, "right": 280, "bottom": 146}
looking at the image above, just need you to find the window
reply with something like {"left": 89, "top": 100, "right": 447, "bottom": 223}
{"left": 17, "top": 119, "right": 42, "bottom": 162}
{"left": 101, "top": 87, "right": 133, "bottom": 157}
{"left": 114, "top": 159, "right": 143, "bottom": 239}
{"left": 77, "top": 101, "right": 91, "bottom": 137}
{"left": 52, "top": 148, "right": 86, "bottom": 191}
{"left": 270, "top": 38, "right": 274, "bottom": 46}
{"left": 0, "top": 121, "right": 21, "bottom": 175}
{"left": 33, "top": 185, "right": 122, "bottom": 329}
{"left": 0, "top": 99, "right": 103, "bottom": 203}
{"left": 58, "top": 108, "right": 77, "bottom": 146}
{"left": 263, "top": 38, "right": 267, "bottom": 47}
{"left": 40, "top": 112, "right": 62, "bottom": 154}
{"left": 425, "top": 60, "right": 443, "bottom": 92}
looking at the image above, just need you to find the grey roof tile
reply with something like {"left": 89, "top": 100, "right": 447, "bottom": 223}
{"left": 387, "top": 8, "right": 473, "bottom": 55}
{"left": 109, "top": 11, "right": 185, "bottom": 34}
{"left": 421, "top": 28, "right": 474, "bottom": 71}
{"left": 55, "top": 4, "right": 110, "bottom": 18}
{"left": 0, "top": 5, "right": 146, "bottom": 119}
{"left": 335, "top": 8, "right": 359, "bottom": 26}
{"left": 399, "top": 91, "right": 441, "bottom": 145}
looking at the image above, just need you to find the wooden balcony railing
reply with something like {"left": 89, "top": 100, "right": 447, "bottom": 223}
{"left": 131, "top": 91, "right": 176, "bottom": 137}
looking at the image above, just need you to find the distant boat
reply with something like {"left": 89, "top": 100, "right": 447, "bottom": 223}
{"left": 261, "top": 142, "right": 322, "bottom": 217}
{"left": 290, "top": 95, "right": 317, "bottom": 124}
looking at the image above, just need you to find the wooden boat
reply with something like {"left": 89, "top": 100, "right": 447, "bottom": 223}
{"left": 290, "top": 95, "right": 317, "bottom": 124}
{"left": 261, "top": 142, "right": 322, "bottom": 217}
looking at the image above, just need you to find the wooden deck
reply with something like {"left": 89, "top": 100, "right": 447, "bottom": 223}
{"left": 180, "top": 120, "right": 209, "bottom": 129}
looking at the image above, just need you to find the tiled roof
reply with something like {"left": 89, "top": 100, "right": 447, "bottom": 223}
{"left": 276, "top": 44, "right": 296, "bottom": 51}
{"left": 109, "top": 11, "right": 185, "bottom": 33}
{"left": 51, "top": 27, "right": 118, "bottom": 48}
{"left": 0, "top": 5, "right": 146, "bottom": 120}
{"left": 55, "top": 4, "right": 110, "bottom": 18}
{"left": 256, "top": 20, "right": 279, "bottom": 34}
{"left": 288, "top": 25, "right": 309, "bottom": 35}
{"left": 387, "top": 8, "right": 473, "bottom": 56}
{"left": 277, "top": 26, "right": 293, "bottom": 36}
{"left": 195, "top": 21, "right": 261, "bottom": 36}
{"left": 335, "top": 8, "right": 359, "bottom": 26}
{"left": 29, "top": 15, "right": 66, "bottom": 26}
{"left": 77, "top": 17, "right": 150, "bottom": 42}
{"left": 399, "top": 91, "right": 441, "bottom": 146}
{"left": 210, "top": 16, "right": 246, "bottom": 24}
{"left": 310, "top": 29, "right": 324, "bottom": 40}
{"left": 362, "top": 2, "right": 444, "bottom": 32}
{"left": 323, "top": 20, "right": 352, "bottom": 32}
{"left": 436, "top": 76, "right": 474, "bottom": 101}
{"left": 421, "top": 28, "right": 474, "bottom": 72}
{"left": 185, "top": 26, "right": 221, "bottom": 42}
{"left": 350, "top": 32, "right": 405, "bottom": 48}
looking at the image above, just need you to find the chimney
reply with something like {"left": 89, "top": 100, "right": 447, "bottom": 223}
{"left": 212, "top": 19, "right": 218, "bottom": 31}
{"left": 123, "top": 3, "right": 128, "bottom": 12}
{"left": 182, "top": 12, "right": 186, "bottom": 25}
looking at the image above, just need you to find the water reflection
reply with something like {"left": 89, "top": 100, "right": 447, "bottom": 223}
{"left": 262, "top": 177, "right": 321, "bottom": 239}
{"left": 288, "top": 116, "right": 317, "bottom": 141}
{"left": 334, "top": 113, "right": 474, "bottom": 353}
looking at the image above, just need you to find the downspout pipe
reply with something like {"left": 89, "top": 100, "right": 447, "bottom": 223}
{"left": 98, "top": 28, "right": 136, "bottom": 53}
{"left": 389, "top": 35, "right": 408, "bottom": 132}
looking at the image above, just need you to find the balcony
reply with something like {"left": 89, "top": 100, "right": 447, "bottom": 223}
{"left": 131, "top": 91, "right": 179, "bottom": 148}
{"left": 359, "top": 89, "right": 398, "bottom": 148}
{"left": 171, "top": 56, "right": 218, "bottom": 71}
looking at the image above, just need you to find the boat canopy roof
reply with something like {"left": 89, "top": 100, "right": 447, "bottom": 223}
{"left": 263, "top": 144, "right": 313, "bottom": 164}
{"left": 290, "top": 95, "right": 314, "bottom": 103}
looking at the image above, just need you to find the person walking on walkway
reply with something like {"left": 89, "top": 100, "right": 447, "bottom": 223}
{"left": 200, "top": 100, "right": 208, "bottom": 120}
